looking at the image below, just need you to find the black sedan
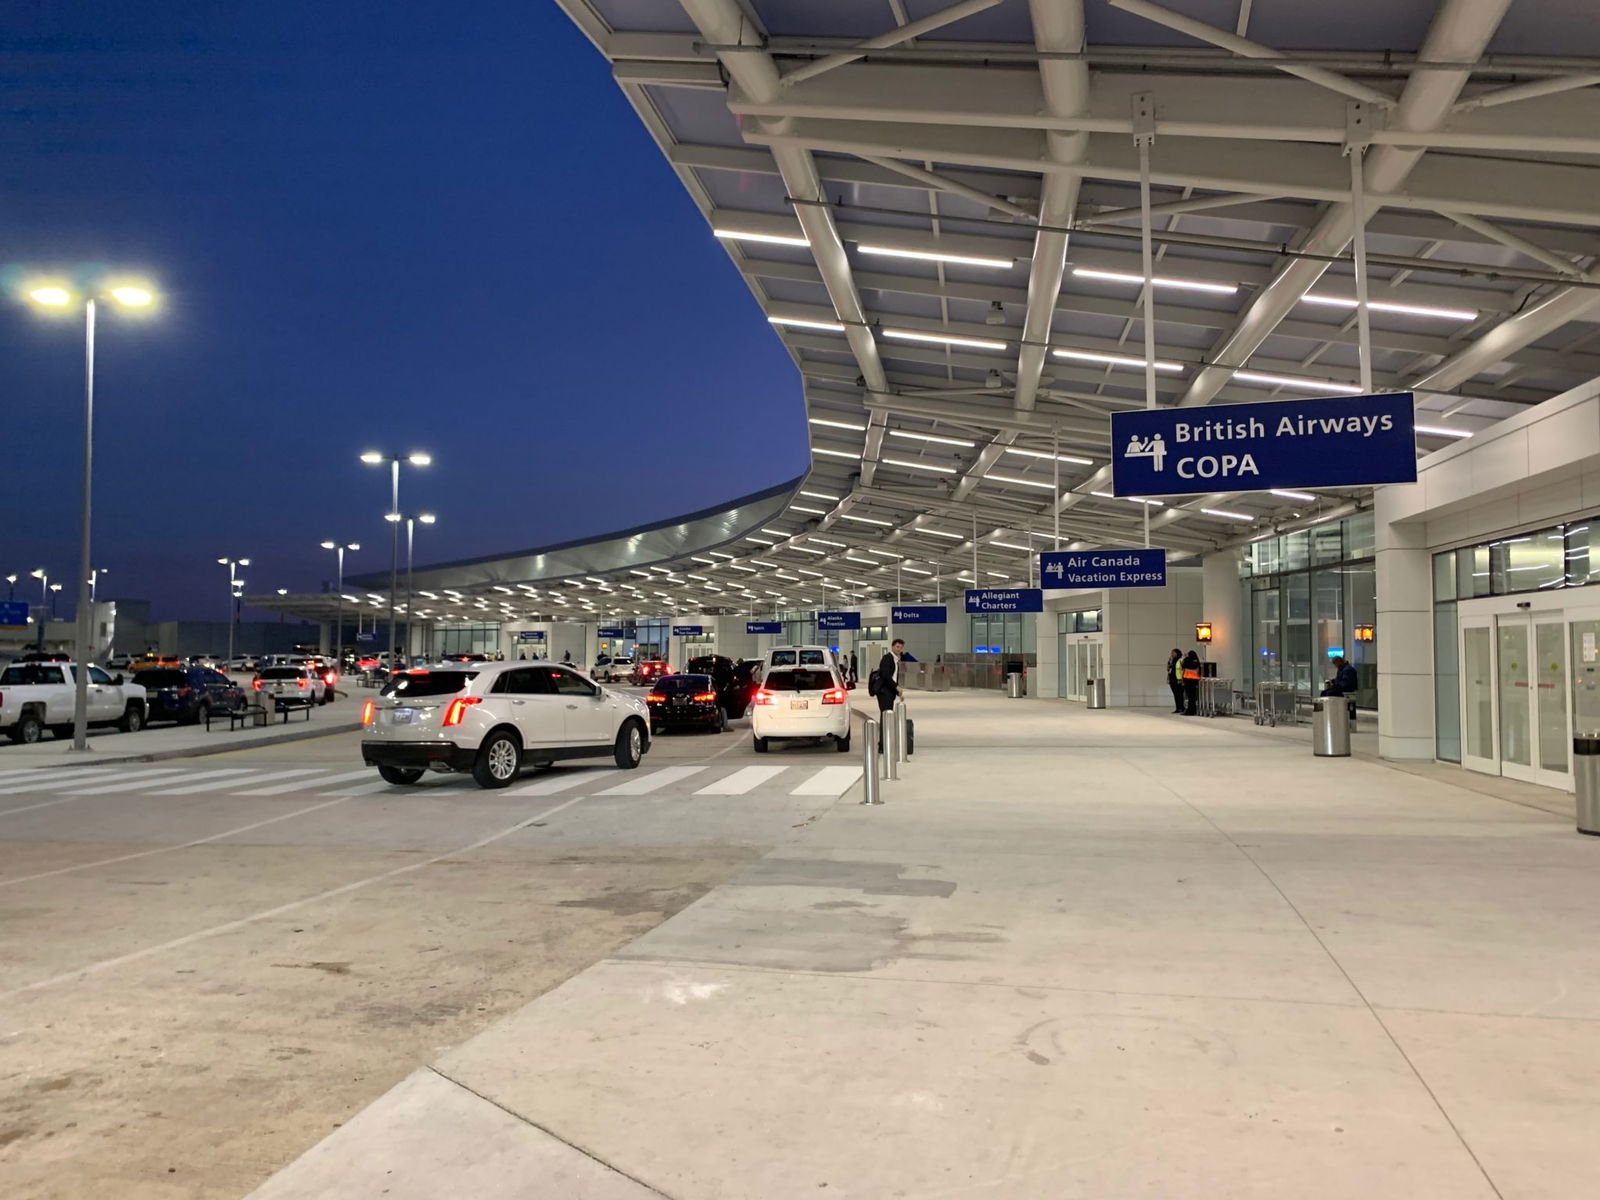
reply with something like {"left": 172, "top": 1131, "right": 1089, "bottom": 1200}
{"left": 645, "top": 673, "right": 728, "bottom": 734}
{"left": 136, "top": 667, "right": 246, "bottom": 725}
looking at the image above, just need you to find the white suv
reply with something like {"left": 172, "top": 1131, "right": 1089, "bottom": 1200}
{"left": 750, "top": 664, "right": 853, "bottom": 754}
{"left": 594, "top": 656, "right": 635, "bottom": 683}
{"left": 360, "top": 662, "right": 650, "bottom": 788}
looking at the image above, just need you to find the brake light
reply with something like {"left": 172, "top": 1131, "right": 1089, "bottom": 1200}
{"left": 177, "top": 687, "right": 193, "bottom": 697}
{"left": 361, "top": 699, "right": 375, "bottom": 726}
{"left": 646, "top": 692, "right": 665, "bottom": 704}
{"left": 753, "top": 689, "right": 775, "bottom": 706}
{"left": 324, "top": 672, "right": 337, "bottom": 685}
{"left": 693, "top": 692, "right": 717, "bottom": 702}
{"left": 252, "top": 678, "right": 262, "bottom": 691}
{"left": 822, "top": 688, "right": 846, "bottom": 704}
{"left": 443, "top": 696, "right": 482, "bottom": 727}
{"left": 297, "top": 679, "right": 307, "bottom": 690}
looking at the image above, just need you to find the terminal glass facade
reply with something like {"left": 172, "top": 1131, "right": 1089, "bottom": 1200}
{"left": 1240, "top": 512, "right": 1376, "bottom": 707}
{"left": 434, "top": 622, "right": 500, "bottom": 656}
{"left": 969, "top": 612, "right": 1034, "bottom": 654}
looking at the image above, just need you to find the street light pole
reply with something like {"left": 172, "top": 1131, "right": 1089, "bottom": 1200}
{"left": 321, "top": 541, "right": 359, "bottom": 668}
{"left": 397, "top": 513, "right": 435, "bottom": 666}
{"left": 361, "top": 451, "right": 430, "bottom": 668}
{"left": 218, "top": 557, "right": 250, "bottom": 669}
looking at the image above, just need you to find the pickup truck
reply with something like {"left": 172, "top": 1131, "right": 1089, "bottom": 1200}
{"left": 0, "top": 661, "right": 148, "bottom": 744}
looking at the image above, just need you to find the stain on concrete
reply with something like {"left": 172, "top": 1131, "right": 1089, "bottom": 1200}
{"left": 811, "top": 900, "right": 870, "bottom": 910}
{"left": 557, "top": 883, "right": 710, "bottom": 917}
{"left": 0, "top": 1126, "right": 33, "bottom": 1148}
{"left": 29, "top": 1077, "right": 74, "bottom": 1093}
{"left": 737, "top": 858, "right": 956, "bottom": 898}
{"left": 271, "top": 961, "right": 352, "bottom": 975}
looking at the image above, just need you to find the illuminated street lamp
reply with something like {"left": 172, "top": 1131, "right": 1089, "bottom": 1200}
{"left": 5, "top": 574, "right": 16, "bottom": 602}
{"left": 385, "top": 512, "right": 435, "bottom": 662}
{"left": 218, "top": 557, "right": 250, "bottom": 671}
{"left": 21, "top": 277, "right": 157, "bottom": 751}
{"left": 88, "top": 566, "right": 108, "bottom": 602}
{"left": 361, "top": 451, "right": 430, "bottom": 664}
{"left": 320, "top": 540, "right": 360, "bottom": 666}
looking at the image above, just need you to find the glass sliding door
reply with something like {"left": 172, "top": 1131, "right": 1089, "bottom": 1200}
{"left": 1460, "top": 619, "right": 1497, "bottom": 776}
{"left": 1463, "top": 610, "right": 1572, "bottom": 789}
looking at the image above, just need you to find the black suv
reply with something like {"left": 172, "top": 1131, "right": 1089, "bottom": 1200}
{"left": 686, "top": 654, "right": 758, "bottom": 719}
{"left": 137, "top": 666, "right": 246, "bottom": 725}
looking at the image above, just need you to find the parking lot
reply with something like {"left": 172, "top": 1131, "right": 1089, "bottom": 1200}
{"left": 0, "top": 692, "right": 866, "bottom": 1198}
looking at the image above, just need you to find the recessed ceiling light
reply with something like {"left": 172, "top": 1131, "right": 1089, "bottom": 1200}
{"left": 1053, "top": 348, "right": 1183, "bottom": 372}
{"left": 1301, "top": 294, "right": 1476, "bottom": 321}
{"left": 882, "top": 329, "right": 1009, "bottom": 352}
{"left": 770, "top": 315, "right": 846, "bottom": 332}
{"left": 714, "top": 228, "right": 808, "bottom": 247}
{"left": 858, "top": 244, "right": 1014, "bottom": 270}
{"left": 1072, "top": 267, "right": 1237, "bottom": 295}
{"left": 809, "top": 417, "right": 866, "bottom": 431}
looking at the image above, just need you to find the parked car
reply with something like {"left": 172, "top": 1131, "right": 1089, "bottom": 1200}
{"left": 594, "top": 655, "right": 635, "bottom": 683}
{"left": 253, "top": 664, "right": 328, "bottom": 707}
{"left": 646, "top": 673, "right": 728, "bottom": 734}
{"left": 106, "top": 654, "right": 133, "bottom": 670}
{"left": 633, "top": 659, "right": 671, "bottom": 687}
{"left": 137, "top": 666, "right": 246, "bottom": 726}
{"left": 0, "top": 661, "right": 147, "bottom": 743}
{"left": 750, "top": 664, "right": 852, "bottom": 754}
{"left": 131, "top": 655, "right": 185, "bottom": 672}
{"left": 302, "top": 656, "right": 340, "bottom": 700}
{"left": 360, "top": 661, "right": 650, "bottom": 788}
{"left": 226, "top": 655, "right": 255, "bottom": 673}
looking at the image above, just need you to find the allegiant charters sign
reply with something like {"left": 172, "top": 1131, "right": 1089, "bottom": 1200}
{"left": 1110, "top": 391, "right": 1417, "bottom": 496}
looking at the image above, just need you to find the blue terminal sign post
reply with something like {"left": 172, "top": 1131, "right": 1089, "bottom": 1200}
{"left": 818, "top": 611, "right": 861, "bottom": 631}
{"left": 1041, "top": 548, "right": 1166, "bottom": 589}
{"left": 965, "top": 588, "right": 1043, "bottom": 614}
{"left": 747, "top": 620, "right": 782, "bottom": 635}
{"left": 891, "top": 605, "right": 947, "bottom": 625}
{"left": 1111, "top": 391, "right": 1417, "bottom": 496}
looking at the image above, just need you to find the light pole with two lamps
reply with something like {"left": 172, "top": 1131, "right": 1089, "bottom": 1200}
{"left": 22, "top": 278, "right": 156, "bottom": 752}
{"left": 360, "top": 451, "right": 430, "bottom": 666}
{"left": 384, "top": 512, "right": 434, "bottom": 665}
{"left": 320, "top": 541, "right": 360, "bottom": 667}
{"left": 218, "top": 558, "right": 250, "bottom": 669}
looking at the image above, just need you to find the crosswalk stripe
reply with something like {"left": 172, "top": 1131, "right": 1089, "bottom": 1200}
{"left": 62, "top": 768, "right": 199, "bottom": 795}
{"left": 694, "top": 766, "right": 787, "bottom": 795}
{"left": 596, "top": 765, "right": 708, "bottom": 795}
{"left": 0, "top": 768, "right": 137, "bottom": 795}
{"left": 157, "top": 768, "right": 324, "bottom": 796}
{"left": 0, "top": 766, "right": 92, "bottom": 784}
{"left": 790, "top": 765, "right": 863, "bottom": 796}
{"left": 234, "top": 769, "right": 371, "bottom": 796}
{"left": 507, "top": 769, "right": 607, "bottom": 796}
{"left": 154, "top": 768, "right": 283, "bottom": 795}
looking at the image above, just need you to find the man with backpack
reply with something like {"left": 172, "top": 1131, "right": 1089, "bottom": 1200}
{"left": 870, "top": 638, "right": 904, "bottom": 714}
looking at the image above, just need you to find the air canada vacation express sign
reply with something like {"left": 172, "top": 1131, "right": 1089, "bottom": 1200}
{"left": 1110, "top": 391, "right": 1418, "bottom": 496}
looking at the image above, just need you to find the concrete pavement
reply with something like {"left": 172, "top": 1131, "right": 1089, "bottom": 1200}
{"left": 249, "top": 692, "right": 1600, "bottom": 1199}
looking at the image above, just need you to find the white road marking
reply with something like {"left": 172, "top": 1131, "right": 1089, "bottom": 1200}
{"left": 0, "top": 768, "right": 124, "bottom": 797}
{"left": 157, "top": 768, "right": 325, "bottom": 796}
{"left": 0, "top": 797, "right": 356, "bottom": 887}
{"left": 321, "top": 779, "right": 400, "bottom": 796}
{"left": 146, "top": 768, "right": 268, "bottom": 794}
{"left": 64, "top": 768, "right": 230, "bottom": 795}
{"left": 0, "top": 766, "right": 95, "bottom": 784}
{"left": 790, "top": 765, "right": 864, "bottom": 796}
{"left": 694, "top": 766, "right": 787, "bottom": 795}
{"left": 0, "top": 792, "right": 591, "bottom": 1000}
{"left": 234, "top": 769, "right": 372, "bottom": 796}
{"left": 596, "top": 765, "right": 709, "bottom": 795}
{"left": 506, "top": 769, "right": 606, "bottom": 796}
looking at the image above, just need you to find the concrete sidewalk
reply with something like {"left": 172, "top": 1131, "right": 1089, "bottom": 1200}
{"left": 250, "top": 692, "right": 1600, "bottom": 1199}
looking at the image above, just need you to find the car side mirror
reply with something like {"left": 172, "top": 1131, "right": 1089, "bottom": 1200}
{"left": 113, "top": 674, "right": 124, "bottom": 686}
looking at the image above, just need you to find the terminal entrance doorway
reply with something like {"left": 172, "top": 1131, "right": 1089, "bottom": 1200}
{"left": 1460, "top": 602, "right": 1578, "bottom": 791}
{"left": 1059, "top": 635, "right": 1105, "bottom": 703}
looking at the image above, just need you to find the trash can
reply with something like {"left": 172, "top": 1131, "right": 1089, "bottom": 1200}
{"left": 1312, "top": 700, "right": 1350, "bottom": 757}
{"left": 1086, "top": 678, "right": 1106, "bottom": 709}
{"left": 1005, "top": 671, "right": 1023, "bottom": 698}
{"left": 1575, "top": 734, "right": 1600, "bottom": 835}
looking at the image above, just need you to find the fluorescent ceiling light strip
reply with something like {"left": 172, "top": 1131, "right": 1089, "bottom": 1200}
{"left": 882, "top": 456, "right": 957, "bottom": 475}
{"left": 814, "top": 448, "right": 858, "bottom": 459}
{"left": 713, "top": 228, "right": 808, "bottom": 248}
{"left": 1201, "top": 508, "right": 1254, "bottom": 521}
{"left": 865, "top": 549, "right": 902, "bottom": 559}
{"left": 809, "top": 537, "right": 845, "bottom": 547}
{"left": 987, "top": 473, "right": 1057, "bottom": 491}
{"left": 790, "top": 505, "right": 826, "bottom": 515}
{"left": 770, "top": 315, "right": 846, "bottom": 332}
{"left": 1269, "top": 489, "right": 1318, "bottom": 501}
{"left": 1301, "top": 294, "right": 1476, "bottom": 321}
{"left": 902, "top": 566, "right": 934, "bottom": 576}
{"left": 882, "top": 328, "right": 1009, "bottom": 352}
{"left": 1090, "top": 492, "right": 1163, "bottom": 506}
{"left": 1005, "top": 447, "right": 1095, "bottom": 466}
{"left": 1052, "top": 348, "right": 1183, "bottom": 373}
{"left": 888, "top": 429, "right": 976, "bottom": 448}
{"left": 746, "top": 535, "right": 776, "bottom": 544}
{"left": 800, "top": 490, "right": 838, "bottom": 501}
{"left": 808, "top": 417, "right": 866, "bottom": 431}
{"left": 1232, "top": 370, "right": 1363, "bottom": 394}
{"left": 920, "top": 529, "right": 964, "bottom": 540}
{"left": 990, "top": 540, "right": 1031, "bottom": 551}
{"left": 845, "top": 555, "right": 880, "bottom": 565}
{"left": 791, "top": 545, "right": 826, "bottom": 555}
{"left": 1415, "top": 424, "right": 1473, "bottom": 439}
{"left": 858, "top": 244, "right": 1014, "bottom": 270}
{"left": 1071, "top": 267, "right": 1237, "bottom": 296}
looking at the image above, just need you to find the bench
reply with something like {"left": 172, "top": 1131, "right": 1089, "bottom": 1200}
{"left": 206, "top": 700, "right": 312, "bottom": 732}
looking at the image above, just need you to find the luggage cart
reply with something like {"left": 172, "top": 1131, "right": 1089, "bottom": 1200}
{"left": 1199, "top": 677, "right": 1233, "bottom": 718}
{"left": 1254, "top": 681, "right": 1299, "bottom": 727}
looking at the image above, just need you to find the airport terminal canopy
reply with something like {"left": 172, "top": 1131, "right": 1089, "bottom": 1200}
{"left": 263, "top": 2, "right": 1600, "bottom": 623}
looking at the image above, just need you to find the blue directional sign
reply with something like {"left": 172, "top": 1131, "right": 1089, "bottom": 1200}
{"left": 1041, "top": 548, "right": 1167, "bottom": 589}
{"left": 746, "top": 620, "right": 783, "bottom": 635}
{"left": 355, "top": 632, "right": 376, "bottom": 643}
{"left": 965, "top": 588, "right": 1043, "bottom": 614}
{"left": 890, "top": 605, "right": 947, "bottom": 625}
{"left": 596, "top": 626, "right": 625, "bottom": 638}
{"left": 1110, "top": 391, "right": 1417, "bottom": 496}
{"left": 517, "top": 630, "right": 547, "bottom": 642}
{"left": 672, "top": 625, "right": 704, "bottom": 637}
{"left": 0, "top": 601, "right": 28, "bottom": 630}
{"left": 817, "top": 611, "right": 861, "bottom": 631}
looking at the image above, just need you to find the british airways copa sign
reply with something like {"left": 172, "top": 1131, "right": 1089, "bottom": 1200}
{"left": 1110, "top": 391, "right": 1417, "bottom": 497}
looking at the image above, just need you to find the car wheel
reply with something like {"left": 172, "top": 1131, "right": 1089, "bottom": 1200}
{"left": 473, "top": 730, "right": 522, "bottom": 789}
{"left": 195, "top": 701, "right": 211, "bottom": 727}
{"left": 752, "top": 735, "right": 769, "bottom": 754}
{"left": 11, "top": 713, "right": 43, "bottom": 745}
{"left": 317, "top": 689, "right": 327, "bottom": 706}
{"left": 118, "top": 704, "right": 144, "bottom": 734}
{"left": 614, "top": 720, "right": 644, "bottom": 770}
{"left": 378, "top": 765, "right": 425, "bottom": 785}
{"left": 835, "top": 729, "right": 852, "bottom": 753}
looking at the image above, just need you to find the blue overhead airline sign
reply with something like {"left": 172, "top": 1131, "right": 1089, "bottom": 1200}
{"left": 817, "top": 611, "right": 861, "bottom": 631}
{"left": 891, "top": 605, "right": 947, "bottom": 625}
{"left": 518, "top": 630, "right": 547, "bottom": 641}
{"left": 1041, "top": 548, "right": 1167, "bottom": 589}
{"left": 0, "top": 601, "right": 28, "bottom": 629}
{"left": 1110, "top": 391, "right": 1417, "bottom": 496}
{"left": 965, "top": 588, "right": 1043, "bottom": 614}
{"left": 747, "top": 620, "right": 782, "bottom": 635}
{"left": 597, "top": 626, "right": 625, "bottom": 638}
{"left": 672, "top": 625, "right": 704, "bottom": 637}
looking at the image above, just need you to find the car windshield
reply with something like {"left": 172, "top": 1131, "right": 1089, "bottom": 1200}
{"left": 657, "top": 675, "right": 711, "bottom": 694}
{"left": 134, "top": 669, "right": 187, "bottom": 688}
{"left": 380, "top": 670, "right": 476, "bottom": 698}
{"left": 259, "top": 667, "right": 306, "bottom": 680}
{"left": 764, "top": 670, "right": 835, "bottom": 692}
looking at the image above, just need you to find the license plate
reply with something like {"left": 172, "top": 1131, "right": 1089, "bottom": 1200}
{"left": 390, "top": 708, "right": 414, "bottom": 725}
{"left": 790, "top": 700, "right": 809, "bottom": 710}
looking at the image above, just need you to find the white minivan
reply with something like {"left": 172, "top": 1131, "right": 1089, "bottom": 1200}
{"left": 750, "top": 663, "right": 853, "bottom": 754}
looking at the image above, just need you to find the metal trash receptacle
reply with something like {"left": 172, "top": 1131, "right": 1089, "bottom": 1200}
{"left": 1086, "top": 678, "right": 1106, "bottom": 709}
{"left": 1312, "top": 700, "right": 1350, "bottom": 757}
{"left": 1005, "top": 671, "right": 1023, "bottom": 698}
{"left": 1575, "top": 735, "right": 1600, "bottom": 835}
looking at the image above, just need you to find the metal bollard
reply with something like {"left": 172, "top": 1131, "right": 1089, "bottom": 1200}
{"left": 861, "top": 718, "right": 882, "bottom": 805}
{"left": 883, "top": 711, "right": 900, "bottom": 780}
{"left": 895, "top": 701, "right": 910, "bottom": 763}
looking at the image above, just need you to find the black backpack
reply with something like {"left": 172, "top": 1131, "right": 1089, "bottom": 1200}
{"left": 866, "top": 669, "right": 880, "bottom": 697}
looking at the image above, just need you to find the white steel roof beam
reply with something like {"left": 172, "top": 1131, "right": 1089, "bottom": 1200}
{"left": 780, "top": 0, "right": 1004, "bottom": 88}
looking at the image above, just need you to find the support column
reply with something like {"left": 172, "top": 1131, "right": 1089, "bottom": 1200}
{"left": 1375, "top": 487, "right": 1434, "bottom": 760}
{"left": 1200, "top": 551, "right": 1242, "bottom": 686}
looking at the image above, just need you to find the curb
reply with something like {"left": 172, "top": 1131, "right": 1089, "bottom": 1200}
{"left": 5, "top": 721, "right": 362, "bottom": 768}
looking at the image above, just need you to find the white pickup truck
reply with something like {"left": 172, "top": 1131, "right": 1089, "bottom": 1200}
{"left": 0, "top": 660, "right": 149, "bottom": 744}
